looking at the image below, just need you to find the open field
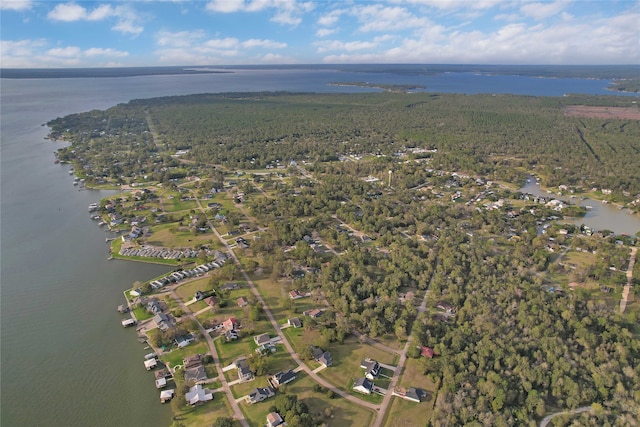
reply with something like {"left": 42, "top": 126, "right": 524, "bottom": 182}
{"left": 175, "top": 392, "right": 234, "bottom": 427}
{"left": 564, "top": 105, "right": 640, "bottom": 120}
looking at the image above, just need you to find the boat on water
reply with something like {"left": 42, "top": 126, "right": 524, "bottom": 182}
{"left": 88, "top": 203, "right": 99, "bottom": 212}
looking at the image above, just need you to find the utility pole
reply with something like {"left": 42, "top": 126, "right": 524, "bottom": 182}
{"left": 388, "top": 170, "right": 392, "bottom": 187}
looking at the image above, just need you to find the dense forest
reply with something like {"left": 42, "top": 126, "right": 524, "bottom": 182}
{"left": 48, "top": 91, "right": 640, "bottom": 425}
{"left": 49, "top": 92, "right": 640, "bottom": 200}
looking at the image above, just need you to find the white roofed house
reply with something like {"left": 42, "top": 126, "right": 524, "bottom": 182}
{"left": 353, "top": 377, "right": 373, "bottom": 395}
{"left": 360, "top": 358, "right": 380, "bottom": 380}
{"left": 185, "top": 384, "right": 213, "bottom": 406}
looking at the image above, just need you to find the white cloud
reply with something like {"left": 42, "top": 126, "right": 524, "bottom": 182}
{"left": 0, "top": 0, "right": 32, "bottom": 11}
{"left": 1, "top": 39, "right": 129, "bottom": 67}
{"left": 206, "top": 0, "right": 314, "bottom": 27}
{"left": 48, "top": 3, "right": 88, "bottom": 21}
{"left": 316, "top": 28, "right": 337, "bottom": 37}
{"left": 47, "top": 2, "right": 143, "bottom": 35}
{"left": 84, "top": 47, "right": 130, "bottom": 58}
{"left": 520, "top": 1, "right": 568, "bottom": 21}
{"left": 156, "top": 30, "right": 207, "bottom": 47}
{"left": 350, "top": 5, "right": 429, "bottom": 32}
{"left": 315, "top": 39, "right": 379, "bottom": 53}
{"left": 243, "top": 39, "right": 287, "bottom": 49}
{"left": 318, "top": 9, "right": 343, "bottom": 26}
{"left": 206, "top": 0, "right": 245, "bottom": 13}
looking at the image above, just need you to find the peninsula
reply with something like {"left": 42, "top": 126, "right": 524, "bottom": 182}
{"left": 49, "top": 91, "right": 640, "bottom": 427}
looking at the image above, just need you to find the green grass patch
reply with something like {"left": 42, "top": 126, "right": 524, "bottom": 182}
{"left": 383, "top": 394, "right": 434, "bottom": 427}
{"left": 160, "top": 340, "right": 210, "bottom": 370}
{"left": 176, "top": 277, "right": 211, "bottom": 301}
{"left": 132, "top": 305, "right": 154, "bottom": 321}
{"left": 174, "top": 390, "right": 235, "bottom": 427}
{"left": 317, "top": 337, "right": 397, "bottom": 392}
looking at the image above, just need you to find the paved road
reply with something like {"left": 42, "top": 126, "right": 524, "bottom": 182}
{"left": 539, "top": 406, "right": 592, "bottom": 427}
{"left": 371, "top": 273, "right": 434, "bottom": 427}
{"left": 620, "top": 247, "right": 637, "bottom": 313}
{"left": 167, "top": 288, "right": 249, "bottom": 427}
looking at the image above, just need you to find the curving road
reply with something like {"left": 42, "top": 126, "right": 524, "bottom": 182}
{"left": 539, "top": 406, "right": 592, "bottom": 427}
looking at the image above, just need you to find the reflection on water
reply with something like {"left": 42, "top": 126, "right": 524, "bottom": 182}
{"left": 519, "top": 177, "right": 640, "bottom": 236}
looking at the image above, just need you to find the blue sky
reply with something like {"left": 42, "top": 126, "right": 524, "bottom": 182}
{"left": 2, "top": 0, "right": 639, "bottom": 67}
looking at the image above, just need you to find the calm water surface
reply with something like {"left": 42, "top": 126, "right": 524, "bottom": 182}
{"left": 519, "top": 178, "right": 640, "bottom": 235}
{"left": 1, "top": 68, "right": 637, "bottom": 427}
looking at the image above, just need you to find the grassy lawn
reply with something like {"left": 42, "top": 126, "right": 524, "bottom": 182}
{"left": 176, "top": 277, "right": 211, "bottom": 301}
{"left": 397, "top": 358, "right": 437, "bottom": 392}
{"left": 239, "top": 373, "right": 376, "bottom": 427}
{"left": 317, "top": 337, "right": 398, "bottom": 392}
{"left": 160, "top": 341, "right": 210, "bottom": 370}
{"left": 383, "top": 395, "right": 433, "bottom": 427}
{"left": 132, "top": 305, "right": 154, "bottom": 321}
{"left": 174, "top": 391, "right": 235, "bottom": 427}
{"left": 282, "top": 324, "right": 322, "bottom": 356}
{"left": 144, "top": 223, "right": 218, "bottom": 248}
{"left": 214, "top": 336, "right": 253, "bottom": 367}
{"left": 563, "top": 250, "right": 595, "bottom": 268}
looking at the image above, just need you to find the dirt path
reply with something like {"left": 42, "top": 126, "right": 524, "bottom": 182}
{"left": 620, "top": 247, "right": 637, "bottom": 313}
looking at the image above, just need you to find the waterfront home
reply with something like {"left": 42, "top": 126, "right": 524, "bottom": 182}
{"left": 185, "top": 384, "right": 214, "bottom": 406}
{"left": 144, "top": 358, "right": 157, "bottom": 370}
{"left": 183, "top": 354, "right": 202, "bottom": 370}
{"left": 153, "top": 313, "right": 173, "bottom": 331}
{"left": 267, "top": 412, "right": 284, "bottom": 427}
{"left": 121, "top": 318, "right": 136, "bottom": 328}
{"left": 353, "top": 378, "right": 373, "bottom": 395}
{"left": 160, "top": 389, "right": 174, "bottom": 403}
{"left": 184, "top": 365, "right": 207, "bottom": 383}
{"left": 248, "top": 386, "right": 274, "bottom": 404}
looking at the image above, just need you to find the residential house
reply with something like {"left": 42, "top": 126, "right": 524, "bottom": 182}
{"left": 405, "top": 387, "right": 427, "bottom": 403}
{"left": 183, "top": 354, "right": 202, "bottom": 370}
{"left": 304, "top": 308, "right": 324, "bottom": 318}
{"left": 203, "top": 296, "right": 218, "bottom": 307}
{"left": 184, "top": 365, "right": 207, "bottom": 383}
{"left": 195, "top": 291, "right": 207, "bottom": 301}
{"left": 420, "top": 346, "right": 435, "bottom": 359}
{"left": 271, "top": 370, "right": 296, "bottom": 388}
{"left": 353, "top": 378, "right": 373, "bottom": 395}
{"left": 266, "top": 412, "right": 284, "bottom": 427}
{"left": 253, "top": 333, "right": 271, "bottom": 346}
{"left": 236, "top": 358, "right": 254, "bottom": 382}
{"left": 316, "top": 351, "right": 332, "bottom": 367}
{"left": 237, "top": 296, "right": 249, "bottom": 307}
{"left": 360, "top": 359, "right": 380, "bottom": 380}
{"left": 174, "top": 334, "right": 194, "bottom": 349}
{"left": 289, "top": 290, "right": 304, "bottom": 299}
{"left": 225, "top": 329, "right": 239, "bottom": 341}
{"left": 255, "top": 343, "right": 276, "bottom": 355}
{"left": 222, "top": 317, "right": 237, "bottom": 331}
{"left": 146, "top": 299, "right": 164, "bottom": 315}
{"left": 153, "top": 313, "right": 173, "bottom": 331}
{"left": 185, "top": 384, "right": 214, "bottom": 406}
{"left": 221, "top": 283, "right": 239, "bottom": 291}
{"left": 248, "top": 386, "right": 275, "bottom": 404}
{"left": 288, "top": 317, "right": 302, "bottom": 328}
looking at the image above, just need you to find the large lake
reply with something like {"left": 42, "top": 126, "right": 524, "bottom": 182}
{"left": 1, "top": 66, "right": 639, "bottom": 426}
